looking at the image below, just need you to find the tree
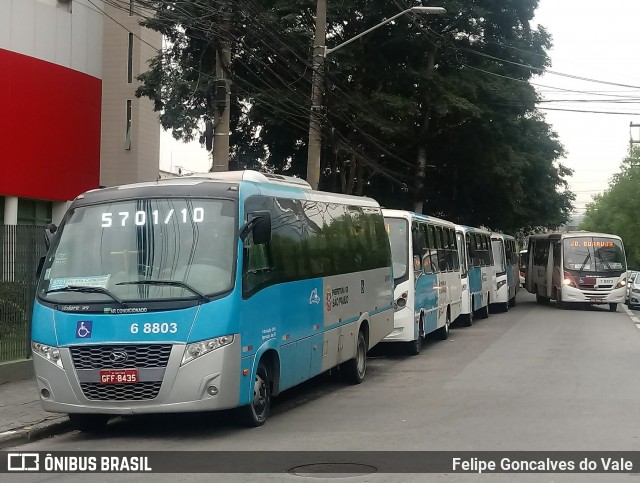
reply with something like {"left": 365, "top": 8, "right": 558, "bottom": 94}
{"left": 580, "top": 146, "right": 640, "bottom": 269}
{"left": 135, "top": 0, "right": 573, "bottom": 234}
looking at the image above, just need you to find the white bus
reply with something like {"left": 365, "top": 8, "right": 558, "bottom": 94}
{"left": 456, "top": 225, "right": 495, "bottom": 325}
{"left": 525, "top": 231, "right": 627, "bottom": 311}
{"left": 490, "top": 233, "right": 519, "bottom": 312}
{"left": 382, "top": 210, "right": 462, "bottom": 355}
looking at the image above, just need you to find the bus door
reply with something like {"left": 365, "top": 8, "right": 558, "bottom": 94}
{"left": 551, "top": 242, "right": 562, "bottom": 299}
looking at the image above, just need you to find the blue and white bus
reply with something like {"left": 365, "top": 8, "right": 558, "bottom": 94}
{"left": 490, "top": 233, "right": 519, "bottom": 312}
{"left": 382, "top": 210, "right": 462, "bottom": 355}
{"left": 31, "top": 171, "right": 394, "bottom": 430}
{"left": 455, "top": 225, "right": 495, "bottom": 325}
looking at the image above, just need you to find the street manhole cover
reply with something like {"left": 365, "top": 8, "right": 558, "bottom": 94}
{"left": 289, "top": 463, "right": 377, "bottom": 478}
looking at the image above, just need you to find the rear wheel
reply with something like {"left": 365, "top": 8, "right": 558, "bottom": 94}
{"left": 437, "top": 310, "right": 451, "bottom": 340}
{"left": 68, "top": 414, "right": 110, "bottom": 433}
{"left": 341, "top": 331, "right": 367, "bottom": 384}
{"left": 236, "top": 360, "right": 271, "bottom": 427}
{"left": 609, "top": 303, "right": 618, "bottom": 312}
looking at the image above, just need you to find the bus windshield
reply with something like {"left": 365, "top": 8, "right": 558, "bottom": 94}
{"left": 563, "top": 237, "right": 626, "bottom": 273}
{"left": 385, "top": 218, "right": 408, "bottom": 282}
{"left": 38, "top": 198, "right": 237, "bottom": 303}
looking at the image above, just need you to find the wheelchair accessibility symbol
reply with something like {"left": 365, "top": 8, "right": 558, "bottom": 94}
{"left": 76, "top": 321, "right": 92, "bottom": 339}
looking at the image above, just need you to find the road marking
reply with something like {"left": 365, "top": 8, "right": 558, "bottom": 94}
{"left": 622, "top": 304, "right": 640, "bottom": 327}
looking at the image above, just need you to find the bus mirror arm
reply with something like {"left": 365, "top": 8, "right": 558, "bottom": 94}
{"left": 36, "top": 256, "right": 46, "bottom": 279}
{"left": 44, "top": 223, "right": 57, "bottom": 251}
{"left": 240, "top": 211, "right": 272, "bottom": 245}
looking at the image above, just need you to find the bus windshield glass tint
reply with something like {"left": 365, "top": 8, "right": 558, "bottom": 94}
{"left": 563, "top": 237, "right": 626, "bottom": 273}
{"left": 39, "top": 198, "right": 237, "bottom": 302}
{"left": 385, "top": 218, "right": 408, "bottom": 281}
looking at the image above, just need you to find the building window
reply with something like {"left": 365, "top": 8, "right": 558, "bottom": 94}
{"left": 127, "top": 32, "right": 134, "bottom": 83}
{"left": 17, "top": 199, "right": 52, "bottom": 226}
{"left": 129, "top": 0, "right": 134, "bottom": 16}
{"left": 125, "top": 100, "right": 132, "bottom": 150}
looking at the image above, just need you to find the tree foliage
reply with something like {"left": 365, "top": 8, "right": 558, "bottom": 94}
{"left": 580, "top": 147, "right": 640, "bottom": 270}
{"left": 135, "top": 0, "right": 574, "bottom": 234}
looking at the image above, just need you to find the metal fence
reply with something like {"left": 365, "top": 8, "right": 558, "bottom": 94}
{"left": 0, "top": 225, "right": 48, "bottom": 362}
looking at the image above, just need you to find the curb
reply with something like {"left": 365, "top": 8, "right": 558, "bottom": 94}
{"left": 0, "top": 418, "right": 73, "bottom": 450}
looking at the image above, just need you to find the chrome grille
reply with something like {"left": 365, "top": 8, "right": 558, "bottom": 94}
{"left": 80, "top": 382, "right": 162, "bottom": 401}
{"left": 70, "top": 345, "right": 172, "bottom": 369}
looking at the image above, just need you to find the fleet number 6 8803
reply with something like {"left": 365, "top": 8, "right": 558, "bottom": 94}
{"left": 130, "top": 323, "right": 178, "bottom": 334}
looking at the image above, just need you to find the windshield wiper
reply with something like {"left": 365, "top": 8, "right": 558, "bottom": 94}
{"left": 578, "top": 252, "right": 592, "bottom": 272}
{"left": 594, "top": 250, "right": 614, "bottom": 271}
{"left": 46, "top": 285, "right": 127, "bottom": 307}
{"left": 116, "top": 280, "right": 209, "bottom": 302}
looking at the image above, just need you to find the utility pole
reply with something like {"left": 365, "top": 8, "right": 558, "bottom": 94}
{"left": 211, "top": 3, "right": 231, "bottom": 172}
{"left": 306, "top": 0, "right": 327, "bottom": 190}
{"left": 630, "top": 122, "right": 640, "bottom": 148}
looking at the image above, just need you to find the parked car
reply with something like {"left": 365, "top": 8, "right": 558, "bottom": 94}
{"left": 628, "top": 274, "right": 640, "bottom": 309}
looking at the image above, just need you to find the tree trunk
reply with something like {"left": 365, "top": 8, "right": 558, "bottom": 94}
{"left": 413, "top": 47, "right": 437, "bottom": 213}
{"left": 346, "top": 154, "right": 357, "bottom": 195}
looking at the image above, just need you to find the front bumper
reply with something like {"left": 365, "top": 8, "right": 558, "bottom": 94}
{"left": 33, "top": 338, "right": 241, "bottom": 415}
{"left": 562, "top": 286, "right": 625, "bottom": 304}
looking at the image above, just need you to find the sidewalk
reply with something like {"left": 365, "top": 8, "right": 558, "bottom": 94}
{"left": 0, "top": 378, "right": 72, "bottom": 448}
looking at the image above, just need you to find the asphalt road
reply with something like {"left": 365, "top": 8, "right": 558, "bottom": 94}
{"left": 5, "top": 291, "right": 640, "bottom": 482}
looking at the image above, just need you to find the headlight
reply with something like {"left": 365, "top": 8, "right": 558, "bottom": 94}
{"left": 181, "top": 335, "right": 234, "bottom": 366}
{"left": 32, "top": 342, "right": 63, "bottom": 368}
{"left": 615, "top": 279, "right": 627, "bottom": 289}
{"left": 497, "top": 280, "right": 506, "bottom": 290}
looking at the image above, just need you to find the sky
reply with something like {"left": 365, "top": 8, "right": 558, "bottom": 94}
{"left": 159, "top": 0, "right": 640, "bottom": 220}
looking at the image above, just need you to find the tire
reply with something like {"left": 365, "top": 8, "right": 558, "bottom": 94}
{"left": 536, "top": 294, "right": 549, "bottom": 305}
{"left": 68, "top": 414, "right": 110, "bottom": 433}
{"left": 341, "top": 330, "right": 367, "bottom": 384}
{"left": 437, "top": 310, "right": 450, "bottom": 340}
{"left": 557, "top": 291, "right": 566, "bottom": 310}
{"left": 476, "top": 295, "right": 489, "bottom": 319}
{"left": 509, "top": 295, "right": 517, "bottom": 308}
{"left": 236, "top": 360, "right": 271, "bottom": 427}
{"left": 407, "top": 321, "right": 424, "bottom": 356}
{"left": 609, "top": 303, "right": 618, "bottom": 312}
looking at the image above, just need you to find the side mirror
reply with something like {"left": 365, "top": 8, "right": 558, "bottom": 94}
{"left": 240, "top": 211, "right": 271, "bottom": 245}
{"left": 36, "top": 256, "right": 46, "bottom": 279}
{"left": 44, "top": 223, "right": 57, "bottom": 250}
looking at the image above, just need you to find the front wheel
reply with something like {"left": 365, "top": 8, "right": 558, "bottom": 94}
{"left": 341, "top": 331, "right": 367, "bottom": 384}
{"left": 406, "top": 321, "right": 424, "bottom": 356}
{"left": 437, "top": 311, "right": 450, "bottom": 340}
{"left": 236, "top": 360, "right": 271, "bottom": 427}
{"left": 509, "top": 295, "right": 517, "bottom": 308}
{"left": 476, "top": 297, "right": 489, "bottom": 320}
{"left": 536, "top": 294, "right": 550, "bottom": 305}
{"left": 609, "top": 303, "right": 618, "bottom": 312}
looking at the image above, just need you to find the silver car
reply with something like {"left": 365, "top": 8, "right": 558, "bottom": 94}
{"left": 628, "top": 272, "right": 640, "bottom": 309}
